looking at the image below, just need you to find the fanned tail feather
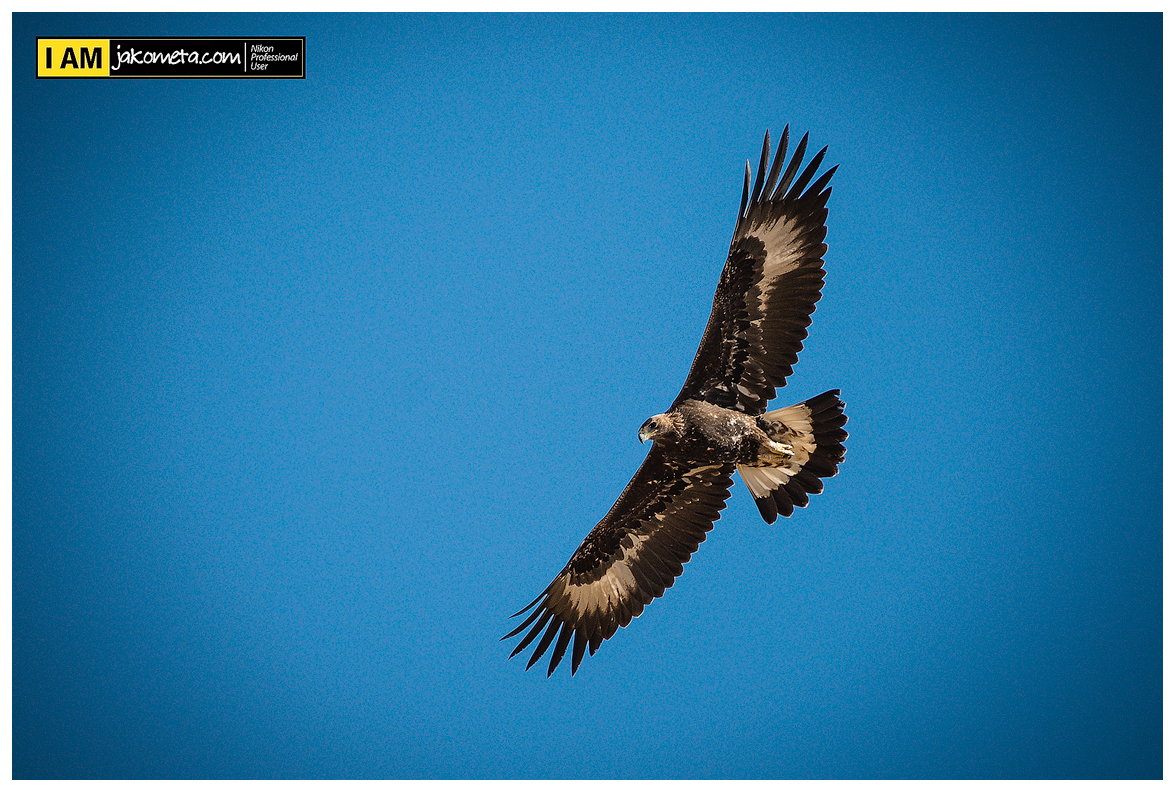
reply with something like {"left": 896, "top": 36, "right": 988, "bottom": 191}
{"left": 737, "top": 389, "right": 847, "bottom": 524}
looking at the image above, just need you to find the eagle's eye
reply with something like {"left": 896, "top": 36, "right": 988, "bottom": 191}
{"left": 638, "top": 415, "right": 668, "bottom": 443}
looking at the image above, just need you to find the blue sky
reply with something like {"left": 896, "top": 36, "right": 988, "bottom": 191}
{"left": 13, "top": 13, "right": 1161, "bottom": 779}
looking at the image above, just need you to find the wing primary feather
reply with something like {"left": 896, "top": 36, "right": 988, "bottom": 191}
{"left": 571, "top": 629, "right": 588, "bottom": 675}
{"left": 771, "top": 131, "right": 809, "bottom": 200}
{"left": 762, "top": 126, "right": 789, "bottom": 201}
{"left": 547, "top": 621, "right": 576, "bottom": 677}
{"left": 501, "top": 600, "right": 546, "bottom": 640}
{"left": 783, "top": 146, "right": 828, "bottom": 203}
{"left": 510, "top": 611, "right": 553, "bottom": 658}
{"left": 581, "top": 604, "right": 604, "bottom": 657}
{"left": 750, "top": 130, "right": 770, "bottom": 204}
{"left": 508, "top": 590, "right": 548, "bottom": 620}
{"left": 805, "top": 164, "right": 839, "bottom": 201}
{"left": 526, "top": 616, "right": 564, "bottom": 670}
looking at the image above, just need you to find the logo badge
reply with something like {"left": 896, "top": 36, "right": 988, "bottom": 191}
{"left": 37, "top": 38, "right": 305, "bottom": 78}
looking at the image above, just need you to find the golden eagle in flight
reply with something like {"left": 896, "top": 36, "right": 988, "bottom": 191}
{"left": 504, "top": 128, "right": 848, "bottom": 676}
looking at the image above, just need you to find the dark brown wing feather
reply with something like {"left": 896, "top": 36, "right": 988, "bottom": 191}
{"left": 503, "top": 444, "right": 734, "bottom": 676}
{"left": 673, "top": 128, "right": 837, "bottom": 416}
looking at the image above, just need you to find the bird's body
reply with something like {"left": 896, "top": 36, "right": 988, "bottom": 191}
{"left": 505, "top": 128, "right": 849, "bottom": 676}
{"left": 642, "top": 399, "right": 794, "bottom": 468}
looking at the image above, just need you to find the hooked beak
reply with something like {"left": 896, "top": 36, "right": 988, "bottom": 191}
{"left": 638, "top": 421, "right": 656, "bottom": 444}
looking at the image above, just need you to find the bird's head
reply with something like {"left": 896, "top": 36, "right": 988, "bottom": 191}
{"left": 638, "top": 413, "right": 676, "bottom": 444}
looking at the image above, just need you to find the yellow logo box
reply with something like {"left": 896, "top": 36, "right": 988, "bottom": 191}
{"left": 38, "top": 39, "right": 111, "bottom": 77}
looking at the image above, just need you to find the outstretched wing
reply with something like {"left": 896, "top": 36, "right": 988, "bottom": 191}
{"left": 504, "top": 444, "right": 734, "bottom": 677}
{"left": 673, "top": 128, "right": 837, "bottom": 415}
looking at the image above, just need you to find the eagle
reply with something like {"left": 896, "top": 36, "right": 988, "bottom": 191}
{"left": 504, "top": 128, "right": 848, "bottom": 676}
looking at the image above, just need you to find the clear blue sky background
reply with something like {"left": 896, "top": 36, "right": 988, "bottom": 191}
{"left": 13, "top": 13, "right": 1161, "bottom": 779}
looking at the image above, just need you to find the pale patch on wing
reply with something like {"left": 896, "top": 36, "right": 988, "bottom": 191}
{"left": 673, "top": 131, "right": 834, "bottom": 415}
{"left": 559, "top": 534, "right": 648, "bottom": 621}
{"left": 731, "top": 214, "right": 814, "bottom": 413}
{"left": 556, "top": 463, "right": 724, "bottom": 626}
{"left": 747, "top": 214, "right": 806, "bottom": 282}
{"left": 505, "top": 457, "right": 736, "bottom": 675}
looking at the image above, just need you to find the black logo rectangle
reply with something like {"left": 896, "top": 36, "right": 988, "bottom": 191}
{"left": 110, "top": 38, "right": 304, "bottom": 78}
